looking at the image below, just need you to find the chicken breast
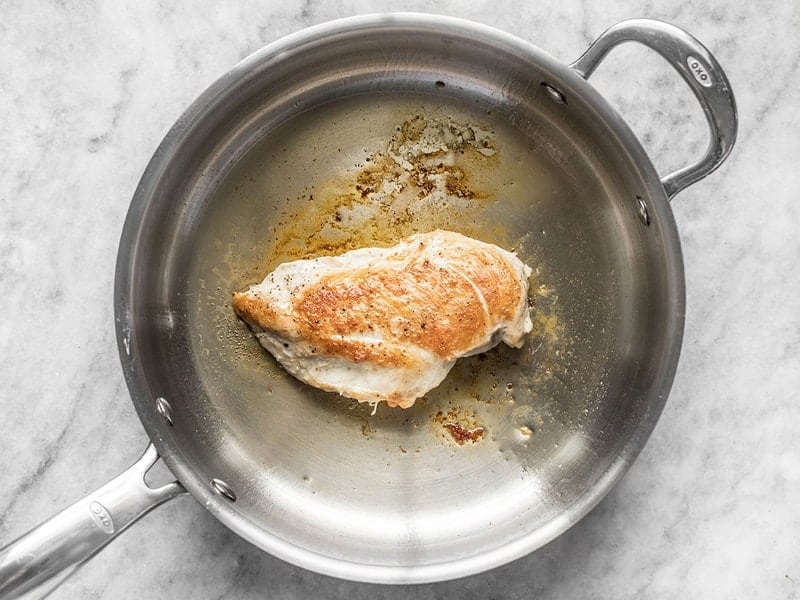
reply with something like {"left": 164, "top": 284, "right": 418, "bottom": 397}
{"left": 233, "top": 230, "right": 532, "bottom": 409}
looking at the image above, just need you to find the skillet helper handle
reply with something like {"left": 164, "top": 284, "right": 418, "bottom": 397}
{"left": 570, "top": 19, "right": 738, "bottom": 200}
{"left": 0, "top": 444, "right": 184, "bottom": 600}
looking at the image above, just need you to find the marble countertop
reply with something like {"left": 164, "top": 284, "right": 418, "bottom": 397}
{"left": 1, "top": 1, "right": 798, "bottom": 598}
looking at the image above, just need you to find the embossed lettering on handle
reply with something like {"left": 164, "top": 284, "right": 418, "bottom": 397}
{"left": 89, "top": 501, "right": 116, "bottom": 534}
{"left": 686, "top": 56, "right": 713, "bottom": 88}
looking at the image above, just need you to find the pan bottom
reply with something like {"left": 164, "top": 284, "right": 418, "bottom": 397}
{"left": 181, "top": 90, "right": 621, "bottom": 566}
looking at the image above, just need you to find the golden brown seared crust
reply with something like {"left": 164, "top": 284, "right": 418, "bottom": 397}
{"left": 232, "top": 233, "right": 525, "bottom": 369}
{"left": 438, "top": 237, "right": 524, "bottom": 324}
{"left": 231, "top": 292, "right": 281, "bottom": 334}
{"left": 294, "top": 261, "right": 487, "bottom": 366}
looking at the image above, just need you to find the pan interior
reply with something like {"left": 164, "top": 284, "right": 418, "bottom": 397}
{"left": 121, "top": 17, "right": 682, "bottom": 581}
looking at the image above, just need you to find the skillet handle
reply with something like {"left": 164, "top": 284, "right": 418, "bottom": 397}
{"left": 570, "top": 19, "right": 738, "bottom": 200}
{"left": 0, "top": 444, "right": 184, "bottom": 600}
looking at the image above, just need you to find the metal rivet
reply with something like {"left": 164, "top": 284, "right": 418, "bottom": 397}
{"left": 154, "top": 397, "right": 174, "bottom": 426}
{"left": 211, "top": 478, "right": 237, "bottom": 502}
{"left": 541, "top": 82, "right": 567, "bottom": 105}
{"left": 636, "top": 196, "right": 651, "bottom": 227}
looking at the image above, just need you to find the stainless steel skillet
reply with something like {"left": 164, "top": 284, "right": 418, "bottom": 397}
{"left": 0, "top": 14, "right": 736, "bottom": 597}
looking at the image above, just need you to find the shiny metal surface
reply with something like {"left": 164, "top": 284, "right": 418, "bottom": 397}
{"left": 154, "top": 396, "right": 175, "bottom": 426}
{"left": 210, "top": 479, "right": 237, "bottom": 503}
{"left": 571, "top": 19, "right": 738, "bottom": 200}
{"left": 0, "top": 14, "right": 737, "bottom": 593}
{"left": 117, "top": 13, "right": 700, "bottom": 582}
{"left": 0, "top": 445, "right": 183, "bottom": 599}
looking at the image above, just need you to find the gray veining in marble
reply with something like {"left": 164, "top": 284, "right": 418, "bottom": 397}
{"left": 1, "top": 1, "right": 799, "bottom": 598}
